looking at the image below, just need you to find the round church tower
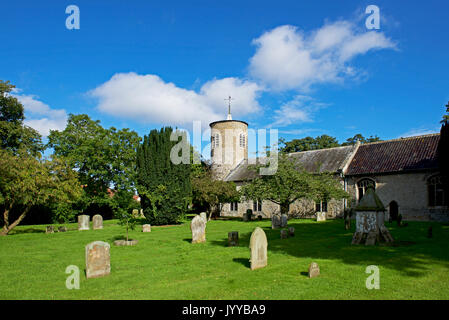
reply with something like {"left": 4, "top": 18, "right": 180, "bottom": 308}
{"left": 209, "top": 99, "right": 248, "bottom": 180}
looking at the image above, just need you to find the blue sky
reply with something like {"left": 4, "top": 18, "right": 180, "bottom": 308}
{"left": 1, "top": 0, "right": 448, "bottom": 157}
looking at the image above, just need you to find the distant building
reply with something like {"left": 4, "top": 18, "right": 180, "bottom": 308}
{"left": 211, "top": 112, "right": 448, "bottom": 221}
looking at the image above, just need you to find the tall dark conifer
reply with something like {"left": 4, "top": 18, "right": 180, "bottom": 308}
{"left": 136, "top": 127, "right": 192, "bottom": 225}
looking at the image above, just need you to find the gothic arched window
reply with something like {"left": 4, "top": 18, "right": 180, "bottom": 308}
{"left": 239, "top": 133, "right": 246, "bottom": 148}
{"left": 357, "top": 178, "right": 376, "bottom": 200}
{"left": 428, "top": 175, "right": 448, "bottom": 207}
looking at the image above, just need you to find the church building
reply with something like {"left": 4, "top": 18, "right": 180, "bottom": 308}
{"left": 209, "top": 109, "right": 448, "bottom": 222}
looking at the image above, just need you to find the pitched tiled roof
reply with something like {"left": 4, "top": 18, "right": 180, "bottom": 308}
{"left": 346, "top": 133, "right": 440, "bottom": 176}
{"left": 224, "top": 145, "right": 357, "bottom": 182}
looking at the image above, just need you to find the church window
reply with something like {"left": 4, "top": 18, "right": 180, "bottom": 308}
{"left": 428, "top": 175, "right": 448, "bottom": 207}
{"left": 315, "top": 201, "right": 327, "bottom": 212}
{"left": 239, "top": 133, "right": 246, "bottom": 148}
{"left": 253, "top": 200, "right": 262, "bottom": 212}
{"left": 211, "top": 134, "right": 220, "bottom": 148}
{"left": 357, "top": 178, "right": 376, "bottom": 200}
{"left": 230, "top": 202, "right": 239, "bottom": 211}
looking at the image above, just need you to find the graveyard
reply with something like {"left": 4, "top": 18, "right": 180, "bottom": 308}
{"left": 1, "top": 217, "right": 448, "bottom": 300}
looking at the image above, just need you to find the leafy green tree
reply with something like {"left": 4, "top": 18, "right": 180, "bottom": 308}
{"left": 114, "top": 189, "right": 141, "bottom": 241}
{"left": 0, "top": 149, "right": 82, "bottom": 235}
{"left": 0, "top": 80, "right": 44, "bottom": 157}
{"left": 136, "top": 127, "right": 192, "bottom": 225}
{"left": 341, "top": 134, "right": 381, "bottom": 146}
{"left": 241, "top": 153, "right": 349, "bottom": 215}
{"left": 47, "top": 114, "right": 141, "bottom": 218}
{"left": 191, "top": 165, "right": 240, "bottom": 220}
{"left": 279, "top": 135, "right": 340, "bottom": 153}
{"left": 441, "top": 101, "right": 449, "bottom": 124}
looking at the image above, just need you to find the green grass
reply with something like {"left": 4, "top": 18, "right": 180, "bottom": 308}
{"left": 1, "top": 218, "right": 448, "bottom": 300}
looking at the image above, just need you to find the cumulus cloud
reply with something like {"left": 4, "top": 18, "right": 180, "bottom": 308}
{"left": 270, "top": 95, "right": 328, "bottom": 128}
{"left": 249, "top": 21, "right": 396, "bottom": 91}
{"left": 12, "top": 94, "right": 67, "bottom": 137}
{"left": 89, "top": 73, "right": 262, "bottom": 126}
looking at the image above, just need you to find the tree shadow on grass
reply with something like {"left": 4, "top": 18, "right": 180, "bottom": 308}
{"left": 233, "top": 257, "right": 250, "bottom": 268}
{"left": 8, "top": 228, "right": 45, "bottom": 235}
{"left": 209, "top": 220, "right": 449, "bottom": 277}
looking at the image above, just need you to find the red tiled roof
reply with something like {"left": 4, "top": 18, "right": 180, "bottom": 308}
{"left": 346, "top": 133, "right": 440, "bottom": 175}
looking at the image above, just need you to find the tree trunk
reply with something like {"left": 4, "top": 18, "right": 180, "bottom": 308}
{"left": 0, "top": 206, "right": 30, "bottom": 236}
{"left": 280, "top": 202, "right": 290, "bottom": 215}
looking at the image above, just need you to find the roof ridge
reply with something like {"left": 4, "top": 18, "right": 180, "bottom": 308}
{"left": 362, "top": 133, "right": 440, "bottom": 146}
{"left": 287, "top": 144, "right": 354, "bottom": 156}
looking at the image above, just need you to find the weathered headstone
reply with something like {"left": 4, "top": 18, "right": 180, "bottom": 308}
{"left": 58, "top": 226, "right": 67, "bottom": 232}
{"left": 78, "top": 215, "right": 90, "bottom": 231}
{"left": 132, "top": 209, "right": 139, "bottom": 218}
{"left": 142, "top": 224, "right": 151, "bottom": 232}
{"left": 249, "top": 227, "right": 268, "bottom": 270}
{"left": 316, "top": 211, "right": 326, "bottom": 222}
{"left": 46, "top": 226, "right": 54, "bottom": 234}
{"left": 280, "top": 214, "right": 288, "bottom": 228}
{"left": 258, "top": 215, "right": 263, "bottom": 221}
{"left": 114, "top": 239, "right": 138, "bottom": 246}
{"left": 200, "top": 212, "right": 207, "bottom": 223}
{"left": 280, "top": 229, "right": 288, "bottom": 239}
{"left": 308, "top": 262, "right": 320, "bottom": 278}
{"left": 92, "top": 214, "right": 103, "bottom": 230}
{"left": 271, "top": 215, "right": 281, "bottom": 229}
{"left": 85, "top": 241, "right": 110, "bottom": 279}
{"left": 191, "top": 215, "right": 206, "bottom": 244}
{"left": 352, "top": 186, "right": 394, "bottom": 245}
{"left": 228, "top": 231, "right": 239, "bottom": 246}
{"left": 288, "top": 227, "right": 295, "bottom": 237}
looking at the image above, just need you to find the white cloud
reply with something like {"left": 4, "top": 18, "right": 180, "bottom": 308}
{"left": 12, "top": 94, "right": 67, "bottom": 137}
{"left": 89, "top": 72, "right": 262, "bottom": 127}
{"left": 398, "top": 128, "right": 440, "bottom": 138}
{"left": 249, "top": 21, "right": 396, "bottom": 91}
{"left": 270, "top": 95, "right": 328, "bottom": 128}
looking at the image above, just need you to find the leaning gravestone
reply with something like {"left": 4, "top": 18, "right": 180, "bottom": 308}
{"left": 228, "top": 231, "right": 239, "bottom": 246}
{"left": 85, "top": 241, "right": 110, "bottom": 279}
{"left": 280, "top": 214, "right": 288, "bottom": 227}
{"left": 58, "top": 226, "right": 67, "bottom": 232}
{"left": 249, "top": 227, "right": 268, "bottom": 270}
{"left": 200, "top": 212, "right": 207, "bottom": 223}
{"left": 142, "top": 224, "right": 151, "bottom": 232}
{"left": 92, "top": 214, "right": 103, "bottom": 230}
{"left": 308, "top": 262, "right": 320, "bottom": 278}
{"left": 46, "top": 226, "right": 54, "bottom": 234}
{"left": 78, "top": 215, "right": 90, "bottom": 231}
{"left": 271, "top": 215, "right": 281, "bottom": 229}
{"left": 191, "top": 215, "right": 206, "bottom": 244}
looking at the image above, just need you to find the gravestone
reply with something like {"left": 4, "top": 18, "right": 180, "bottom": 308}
{"left": 288, "top": 227, "right": 295, "bottom": 237}
{"left": 58, "top": 226, "right": 67, "bottom": 232}
{"left": 249, "top": 227, "right": 268, "bottom": 270}
{"left": 92, "top": 215, "right": 103, "bottom": 230}
{"left": 132, "top": 209, "right": 139, "bottom": 218}
{"left": 78, "top": 215, "right": 90, "bottom": 231}
{"left": 352, "top": 186, "right": 394, "bottom": 245}
{"left": 142, "top": 224, "right": 151, "bottom": 232}
{"left": 316, "top": 212, "right": 326, "bottom": 222}
{"left": 200, "top": 212, "right": 207, "bottom": 223}
{"left": 271, "top": 215, "right": 281, "bottom": 229}
{"left": 280, "top": 214, "right": 288, "bottom": 228}
{"left": 191, "top": 215, "right": 206, "bottom": 244}
{"left": 46, "top": 226, "right": 54, "bottom": 234}
{"left": 85, "top": 241, "right": 111, "bottom": 279}
{"left": 228, "top": 231, "right": 239, "bottom": 246}
{"left": 308, "top": 262, "right": 320, "bottom": 278}
{"left": 258, "top": 215, "right": 263, "bottom": 221}
{"left": 280, "top": 229, "right": 288, "bottom": 239}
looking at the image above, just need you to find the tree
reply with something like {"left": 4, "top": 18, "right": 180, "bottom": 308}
{"left": 0, "top": 80, "right": 44, "bottom": 157}
{"left": 0, "top": 149, "right": 82, "bottom": 236}
{"left": 136, "top": 127, "right": 192, "bottom": 225}
{"left": 114, "top": 189, "right": 141, "bottom": 241}
{"left": 240, "top": 153, "right": 349, "bottom": 215}
{"left": 440, "top": 101, "right": 449, "bottom": 124}
{"left": 47, "top": 114, "right": 141, "bottom": 217}
{"left": 341, "top": 134, "right": 381, "bottom": 146}
{"left": 279, "top": 135, "right": 339, "bottom": 153}
{"left": 191, "top": 165, "right": 240, "bottom": 220}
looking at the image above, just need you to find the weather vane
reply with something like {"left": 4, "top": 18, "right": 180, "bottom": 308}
{"left": 225, "top": 96, "right": 234, "bottom": 120}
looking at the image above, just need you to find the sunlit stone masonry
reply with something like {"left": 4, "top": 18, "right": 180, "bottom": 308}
{"left": 92, "top": 214, "right": 103, "bottom": 230}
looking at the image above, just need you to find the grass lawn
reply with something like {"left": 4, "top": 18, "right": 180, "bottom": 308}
{"left": 0, "top": 217, "right": 448, "bottom": 300}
